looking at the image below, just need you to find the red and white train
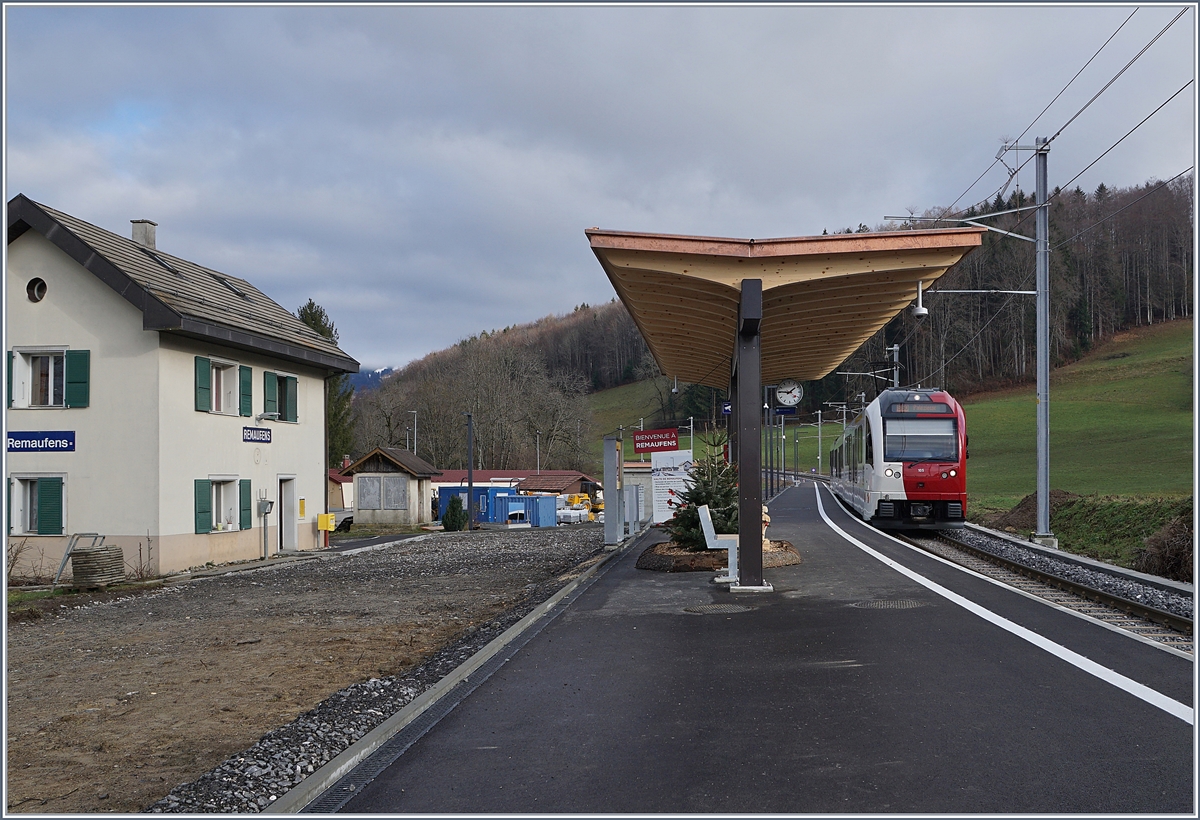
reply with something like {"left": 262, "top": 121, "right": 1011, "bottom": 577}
{"left": 829, "top": 388, "right": 967, "bottom": 529}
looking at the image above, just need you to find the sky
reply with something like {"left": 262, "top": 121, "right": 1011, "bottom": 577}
{"left": 4, "top": 3, "right": 1196, "bottom": 372}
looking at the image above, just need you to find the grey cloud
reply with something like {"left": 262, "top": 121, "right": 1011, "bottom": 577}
{"left": 5, "top": 5, "right": 1193, "bottom": 370}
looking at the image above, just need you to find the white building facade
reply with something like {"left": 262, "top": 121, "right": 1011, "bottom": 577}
{"left": 5, "top": 196, "right": 359, "bottom": 577}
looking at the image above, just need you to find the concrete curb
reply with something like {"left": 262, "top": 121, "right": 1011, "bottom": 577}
{"left": 263, "top": 532, "right": 640, "bottom": 814}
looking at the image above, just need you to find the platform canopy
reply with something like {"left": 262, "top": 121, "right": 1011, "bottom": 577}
{"left": 587, "top": 227, "right": 986, "bottom": 388}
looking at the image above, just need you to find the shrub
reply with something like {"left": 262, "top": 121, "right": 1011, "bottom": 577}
{"left": 442, "top": 495, "right": 468, "bottom": 532}
{"left": 662, "top": 436, "right": 738, "bottom": 552}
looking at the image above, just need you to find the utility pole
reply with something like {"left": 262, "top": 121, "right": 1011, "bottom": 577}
{"left": 464, "top": 412, "right": 475, "bottom": 530}
{"left": 817, "top": 409, "right": 823, "bottom": 475}
{"left": 536, "top": 430, "right": 541, "bottom": 474}
{"left": 409, "top": 410, "right": 417, "bottom": 456}
{"left": 1033, "top": 137, "right": 1054, "bottom": 545}
{"left": 887, "top": 344, "right": 900, "bottom": 388}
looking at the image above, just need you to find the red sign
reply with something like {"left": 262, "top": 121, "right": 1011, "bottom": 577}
{"left": 632, "top": 428, "right": 679, "bottom": 453}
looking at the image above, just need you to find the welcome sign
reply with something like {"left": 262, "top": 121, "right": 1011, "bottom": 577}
{"left": 7, "top": 431, "right": 76, "bottom": 452}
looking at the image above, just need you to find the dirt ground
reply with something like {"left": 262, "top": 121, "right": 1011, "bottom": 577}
{"left": 5, "top": 528, "right": 604, "bottom": 814}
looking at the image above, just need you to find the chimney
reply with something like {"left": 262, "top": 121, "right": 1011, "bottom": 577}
{"left": 342, "top": 455, "right": 351, "bottom": 469}
{"left": 131, "top": 219, "right": 158, "bottom": 249}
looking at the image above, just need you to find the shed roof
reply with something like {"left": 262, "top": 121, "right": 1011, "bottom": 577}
{"left": 7, "top": 194, "right": 359, "bottom": 374}
{"left": 341, "top": 448, "right": 441, "bottom": 479}
{"left": 587, "top": 227, "right": 985, "bottom": 388}
{"left": 517, "top": 472, "right": 597, "bottom": 494}
{"left": 433, "top": 469, "right": 598, "bottom": 487}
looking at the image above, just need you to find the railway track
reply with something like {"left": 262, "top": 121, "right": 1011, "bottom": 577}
{"left": 898, "top": 529, "right": 1194, "bottom": 655}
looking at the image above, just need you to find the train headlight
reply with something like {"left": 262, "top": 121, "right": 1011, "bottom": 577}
{"left": 884, "top": 468, "right": 894, "bottom": 478}
{"left": 941, "top": 472, "right": 949, "bottom": 479}
{"left": 949, "top": 469, "right": 957, "bottom": 477}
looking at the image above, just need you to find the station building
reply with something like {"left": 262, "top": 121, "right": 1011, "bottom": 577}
{"left": 5, "top": 195, "right": 359, "bottom": 577}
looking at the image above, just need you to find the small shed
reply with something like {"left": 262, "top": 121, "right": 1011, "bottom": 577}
{"left": 341, "top": 448, "right": 441, "bottom": 526}
{"left": 328, "top": 469, "right": 353, "bottom": 511}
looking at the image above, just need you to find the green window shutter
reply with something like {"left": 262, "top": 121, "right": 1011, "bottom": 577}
{"left": 285, "top": 377, "right": 298, "bottom": 422}
{"left": 240, "top": 479, "right": 252, "bottom": 530}
{"left": 36, "top": 477, "right": 63, "bottom": 535}
{"left": 194, "top": 479, "right": 212, "bottom": 534}
{"left": 239, "top": 366, "right": 253, "bottom": 417}
{"left": 64, "top": 350, "right": 90, "bottom": 408}
{"left": 6, "top": 351, "right": 12, "bottom": 409}
{"left": 263, "top": 371, "right": 277, "bottom": 415}
{"left": 195, "top": 357, "right": 211, "bottom": 412}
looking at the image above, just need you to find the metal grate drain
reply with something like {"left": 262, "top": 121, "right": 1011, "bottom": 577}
{"left": 684, "top": 603, "right": 754, "bottom": 615}
{"left": 852, "top": 599, "right": 925, "bottom": 609}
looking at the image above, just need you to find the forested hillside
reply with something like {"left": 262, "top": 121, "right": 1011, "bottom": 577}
{"left": 352, "top": 174, "right": 1193, "bottom": 468}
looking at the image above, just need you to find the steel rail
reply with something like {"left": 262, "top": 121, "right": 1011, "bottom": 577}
{"left": 900, "top": 531, "right": 1193, "bottom": 636}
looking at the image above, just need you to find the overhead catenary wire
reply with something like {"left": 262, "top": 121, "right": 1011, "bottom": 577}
{"left": 941, "top": 7, "right": 1140, "bottom": 218}
{"left": 946, "top": 6, "right": 1189, "bottom": 221}
{"left": 1045, "top": 6, "right": 1190, "bottom": 146}
{"left": 910, "top": 167, "right": 1192, "bottom": 386}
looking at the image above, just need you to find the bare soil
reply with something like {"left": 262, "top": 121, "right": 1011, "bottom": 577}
{"left": 5, "top": 527, "right": 604, "bottom": 814}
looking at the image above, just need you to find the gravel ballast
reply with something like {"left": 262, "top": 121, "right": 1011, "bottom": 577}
{"left": 955, "top": 528, "right": 1194, "bottom": 620}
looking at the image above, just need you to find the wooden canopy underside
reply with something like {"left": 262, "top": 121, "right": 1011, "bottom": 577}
{"left": 588, "top": 227, "right": 986, "bottom": 388}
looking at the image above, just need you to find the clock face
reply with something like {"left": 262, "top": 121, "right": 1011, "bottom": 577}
{"left": 776, "top": 379, "right": 803, "bottom": 406}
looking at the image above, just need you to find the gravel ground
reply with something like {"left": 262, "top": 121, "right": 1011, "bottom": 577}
{"left": 6, "top": 526, "right": 606, "bottom": 814}
{"left": 955, "top": 528, "right": 1194, "bottom": 620}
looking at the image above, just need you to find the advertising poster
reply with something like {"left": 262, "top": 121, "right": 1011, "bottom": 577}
{"left": 651, "top": 449, "right": 693, "bottom": 524}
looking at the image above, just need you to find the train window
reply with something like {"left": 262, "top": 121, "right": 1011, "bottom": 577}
{"left": 865, "top": 426, "right": 873, "bottom": 465}
{"left": 884, "top": 418, "right": 958, "bottom": 461}
{"left": 888, "top": 402, "right": 952, "bottom": 414}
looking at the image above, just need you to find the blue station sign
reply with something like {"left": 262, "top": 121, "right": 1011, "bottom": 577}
{"left": 721, "top": 401, "right": 732, "bottom": 415}
{"left": 7, "top": 431, "right": 76, "bottom": 452}
{"left": 243, "top": 427, "right": 272, "bottom": 444}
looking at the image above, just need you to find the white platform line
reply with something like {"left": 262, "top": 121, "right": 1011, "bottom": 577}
{"left": 813, "top": 486, "right": 1193, "bottom": 726}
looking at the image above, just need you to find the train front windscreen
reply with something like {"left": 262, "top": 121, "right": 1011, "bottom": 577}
{"left": 883, "top": 418, "right": 958, "bottom": 461}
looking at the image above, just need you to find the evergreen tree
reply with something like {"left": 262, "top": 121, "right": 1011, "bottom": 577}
{"left": 297, "top": 299, "right": 356, "bottom": 467}
{"left": 662, "top": 434, "right": 739, "bottom": 551}
{"left": 442, "top": 495, "right": 468, "bottom": 531}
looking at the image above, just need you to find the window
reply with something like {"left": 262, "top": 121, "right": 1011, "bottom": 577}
{"left": 194, "top": 478, "right": 252, "bottom": 533}
{"left": 263, "top": 371, "right": 298, "bottom": 422}
{"left": 8, "top": 349, "right": 89, "bottom": 409}
{"left": 195, "top": 357, "right": 251, "bottom": 416}
{"left": 8, "top": 476, "right": 64, "bottom": 535}
{"left": 884, "top": 418, "right": 958, "bottom": 462}
{"left": 358, "top": 476, "right": 381, "bottom": 510}
{"left": 383, "top": 476, "right": 408, "bottom": 510}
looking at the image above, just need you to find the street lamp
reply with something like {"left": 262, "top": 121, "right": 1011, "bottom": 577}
{"left": 408, "top": 410, "right": 417, "bottom": 456}
{"left": 536, "top": 430, "right": 541, "bottom": 474}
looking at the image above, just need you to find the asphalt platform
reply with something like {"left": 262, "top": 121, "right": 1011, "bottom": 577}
{"left": 333, "top": 480, "right": 1194, "bottom": 814}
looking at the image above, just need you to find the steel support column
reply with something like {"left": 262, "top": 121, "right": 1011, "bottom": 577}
{"left": 1034, "top": 137, "right": 1055, "bottom": 544}
{"left": 734, "top": 279, "right": 766, "bottom": 590}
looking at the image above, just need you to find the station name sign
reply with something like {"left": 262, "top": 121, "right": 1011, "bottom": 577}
{"left": 243, "top": 427, "right": 272, "bottom": 444}
{"left": 7, "top": 431, "right": 76, "bottom": 452}
{"left": 632, "top": 428, "right": 678, "bottom": 453}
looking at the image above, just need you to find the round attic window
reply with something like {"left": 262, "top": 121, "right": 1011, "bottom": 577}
{"left": 27, "top": 278, "right": 47, "bottom": 303}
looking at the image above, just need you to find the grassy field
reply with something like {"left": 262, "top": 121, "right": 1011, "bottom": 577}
{"left": 963, "top": 319, "right": 1193, "bottom": 514}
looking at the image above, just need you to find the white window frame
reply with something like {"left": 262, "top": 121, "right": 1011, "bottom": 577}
{"left": 209, "top": 358, "right": 240, "bottom": 416}
{"left": 8, "top": 472, "right": 67, "bottom": 535}
{"left": 11, "top": 346, "right": 69, "bottom": 409}
{"left": 209, "top": 474, "right": 241, "bottom": 531}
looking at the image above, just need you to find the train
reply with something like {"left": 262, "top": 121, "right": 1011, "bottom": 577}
{"left": 829, "top": 388, "right": 967, "bottom": 529}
